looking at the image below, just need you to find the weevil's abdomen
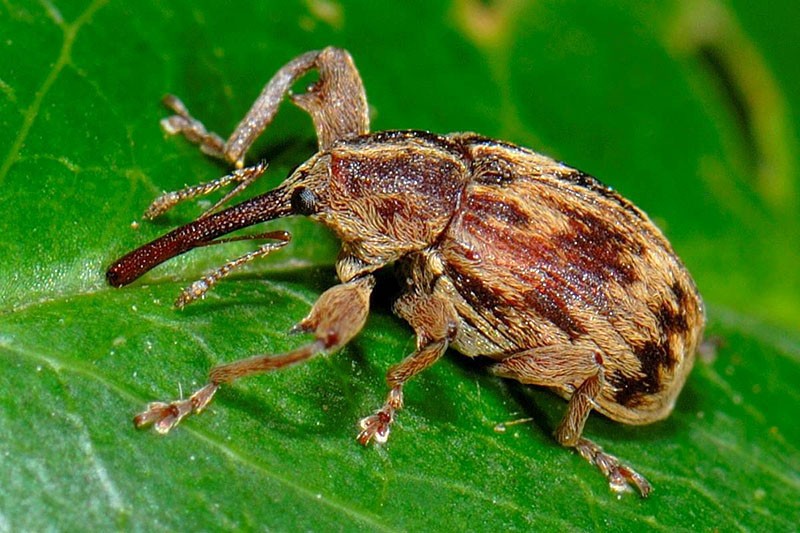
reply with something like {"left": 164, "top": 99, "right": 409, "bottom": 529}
{"left": 437, "top": 134, "right": 704, "bottom": 424}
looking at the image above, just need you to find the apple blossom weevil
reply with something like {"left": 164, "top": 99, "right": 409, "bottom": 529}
{"left": 106, "top": 47, "right": 705, "bottom": 497}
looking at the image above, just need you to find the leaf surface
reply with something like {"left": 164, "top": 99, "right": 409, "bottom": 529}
{"left": 1, "top": 1, "right": 798, "bottom": 530}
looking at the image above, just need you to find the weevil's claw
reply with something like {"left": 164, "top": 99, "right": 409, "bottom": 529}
{"left": 610, "top": 464, "right": 652, "bottom": 497}
{"left": 575, "top": 438, "right": 653, "bottom": 497}
{"left": 134, "top": 383, "right": 219, "bottom": 434}
{"left": 357, "top": 409, "right": 394, "bottom": 445}
{"left": 357, "top": 386, "right": 403, "bottom": 445}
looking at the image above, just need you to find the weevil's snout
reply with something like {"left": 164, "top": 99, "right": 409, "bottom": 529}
{"left": 106, "top": 185, "right": 294, "bottom": 288}
{"left": 106, "top": 262, "right": 131, "bottom": 288}
{"left": 106, "top": 153, "right": 331, "bottom": 288}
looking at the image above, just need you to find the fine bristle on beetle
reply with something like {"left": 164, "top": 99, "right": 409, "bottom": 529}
{"left": 107, "top": 47, "right": 705, "bottom": 497}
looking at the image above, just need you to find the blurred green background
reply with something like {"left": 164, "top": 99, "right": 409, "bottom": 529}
{"left": 1, "top": 0, "right": 798, "bottom": 530}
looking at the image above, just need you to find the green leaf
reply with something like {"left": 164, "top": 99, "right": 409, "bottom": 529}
{"left": 1, "top": 0, "right": 798, "bottom": 530}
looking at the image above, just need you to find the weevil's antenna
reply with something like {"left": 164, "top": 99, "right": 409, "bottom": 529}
{"left": 106, "top": 185, "right": 293, "bottom": 288}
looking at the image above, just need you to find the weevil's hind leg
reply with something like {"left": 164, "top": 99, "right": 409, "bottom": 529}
{"left": 143, "top": 161, "right": 269, "bottom": 220}
{"left": 135, "top": 275, "right": 376, "bottom": 434}
{"left": 162, "top": 47, "right": 368, "bottom": 170}
{"left": 358, "top": 289, "right": 458, "bottom": 445}
{"left": 493, "top": 349, "right": 652, "bottom": 497}
{"left": 555, "top": 374, "right": 652, "bottom": 497}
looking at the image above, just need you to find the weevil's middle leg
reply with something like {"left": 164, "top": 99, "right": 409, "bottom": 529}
{"left": 135, "top": 275, "right": 375, "bottom": 433}
{"left": 358, "top": 289, "right": 458, "bottom": 445}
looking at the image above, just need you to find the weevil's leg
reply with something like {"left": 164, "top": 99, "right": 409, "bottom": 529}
{"left": 358, "top": 289, "right": 458, "bottom": 445}
{"left": 143, "top": 161, "right": 268, "bottom": 220}
{"left": 174, "top": 230, "right": 290, "bottom": 309}
{"left": 163, "top": 47, "right": 368, "bottom": 168}
{"left": 135, "top": 275, "right": 375, "bottom": 434}
{"left": 288, "top": 47, "right": 369, "bottom": 150}
{"left": 555, "top": 374, "right": 652, "bottom": 497}
{"left": 161, "top": 94, "right": 227, "bottom": 160}
{"left": 493, "top": 350, "right": 652, "bottom": 497}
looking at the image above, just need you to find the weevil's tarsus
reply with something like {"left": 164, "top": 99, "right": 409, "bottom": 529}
{"left": 174, "top": 230, "right": 291, "bottom": 309}
{"left": 358, "top": 385, "right": 402, "bottom": 444}
{"left": 161, "top": 94, "right": 226, "bottom": 161}
{"left": 134, "top": 275, "right": 375, "bottom": 433}
{"left": 143, "top": 161, "right": 269, "bottom": 220}
{"left": 133, "top": 382, "right": 219, "bottom": 434}
{"left": 575, "top": 438, "right": 653, "bottom": 497}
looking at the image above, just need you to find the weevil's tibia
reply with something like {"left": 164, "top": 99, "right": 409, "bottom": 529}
{"left": 134, "top": 275, "right": 375, "bottom": 433}
{"left": 174, "top": 230, "right": 291, "bottom": 309}
{"left": 143, "top": 160, "right": 269, "bottom": 220}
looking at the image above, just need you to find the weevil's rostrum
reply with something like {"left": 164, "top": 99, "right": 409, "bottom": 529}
{"left": 107, "top": 47, "right": 704, "bottom": 497}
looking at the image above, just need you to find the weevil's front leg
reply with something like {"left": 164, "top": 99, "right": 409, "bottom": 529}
{"left": 173, "top": 230, "right": 291, "bottom": 309}
{"left": 358, "top": 289, "right": 459, "bottom": 445}
{"left": 134, "top": 275, "right": 375, "bottom": 434}
{"left": 288, "top": 47, "right": 369, "bottom": 150}
{"left": 163, "top": 47, "right": 369, "bottom": 169}
{"left": 493, "top": 350, "right": 652, "bottom": 497}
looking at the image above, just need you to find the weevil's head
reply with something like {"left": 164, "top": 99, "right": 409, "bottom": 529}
{"left": 280, "top": 151, "right": 330, "bottom": 219}
{"left": 105, "top": 131, "right": 469, "bottom": 288}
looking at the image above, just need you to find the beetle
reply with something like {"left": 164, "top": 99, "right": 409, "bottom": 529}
{"left": 107, "top": 47, "right": 705, "bottom": 497}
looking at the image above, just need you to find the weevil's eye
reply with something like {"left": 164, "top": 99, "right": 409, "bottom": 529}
{"left": 291, "top": 186, "right": 318, "bottom": 215}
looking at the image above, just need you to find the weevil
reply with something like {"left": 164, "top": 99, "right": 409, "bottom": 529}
{"left": 107, "top": 47, "right": 705, "bottom": 497}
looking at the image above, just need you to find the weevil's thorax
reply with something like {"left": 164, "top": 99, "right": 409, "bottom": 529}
{"left": 316, "top": 131, "right": 470, "bottom": 266}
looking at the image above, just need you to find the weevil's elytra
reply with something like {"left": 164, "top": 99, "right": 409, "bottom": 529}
{"left": 107, "top": 47, "right": 705, "bottom": 497}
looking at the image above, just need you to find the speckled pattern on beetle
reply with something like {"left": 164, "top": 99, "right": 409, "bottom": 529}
{"left": 107, "top": 47, "right": 705, "bottom": 497}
